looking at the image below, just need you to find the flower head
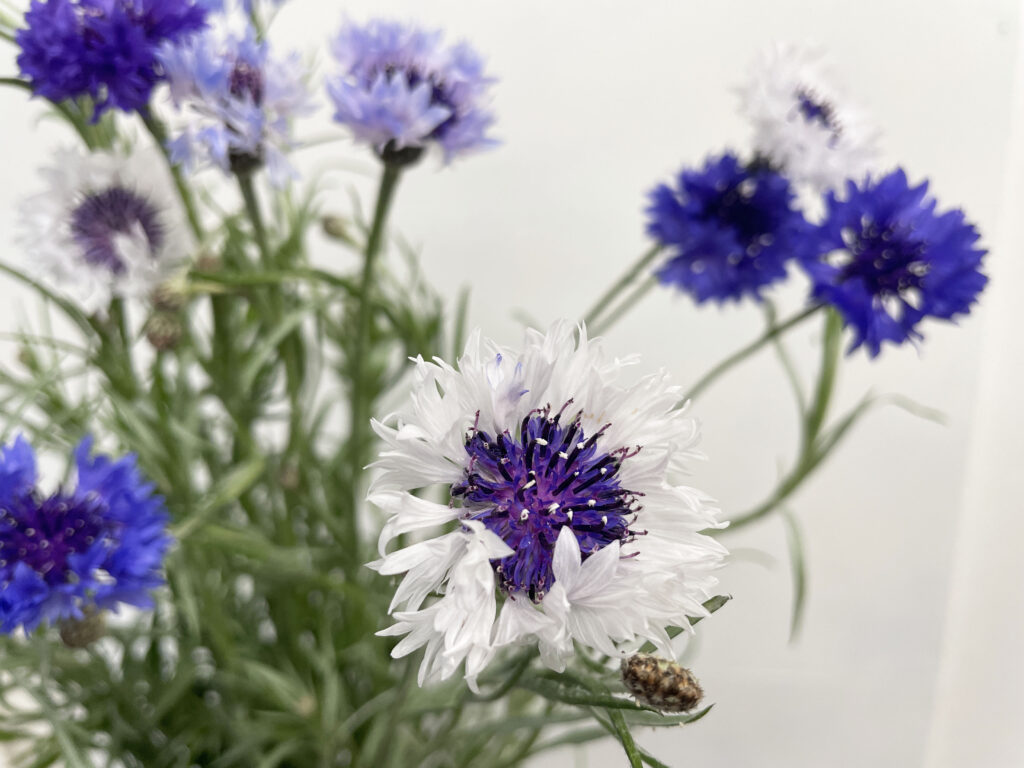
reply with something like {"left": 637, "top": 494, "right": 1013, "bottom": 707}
{"left": 327, "top": 19, "right": 496, "bottom": 163}
{"left": 16, "top": 0, "right": 208, "bottom": 117}
{"left": 18, "top": 147, "right": 188, "bottom": 315}
{"left": 802, "top": 169, "right": 988, "bottom": 356}
{"left": 647, "top": 152, "right": 816, "bottom": 304}
{"left": 738, "top": 43, "right": 878, "bottom": 194}
{"left": 369, "top": 323, "right": 726, "bottom": 686}
{"left": 159, "top": 10, "right": 312, "bottom": 182}
{"left": 0, "top": 436, "right": 172, "bottom": 634}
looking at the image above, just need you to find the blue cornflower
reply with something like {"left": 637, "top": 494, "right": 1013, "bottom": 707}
{"left": 0, "top": 436, "right": 172, "bottom": 634}
{"left": 802, "top": 169, "right": 988, "bottom": 356}
{"left": 646, "top": 152, "right": 816, "bottom": 304}
{"left": 159, "top": 15, "right": 312, "bottom": 183}
{"left": 16, "top": 0, "right": 208, "bottom": 117}
{"left": 327, "top": 19, "right": 496, "bottom": 164}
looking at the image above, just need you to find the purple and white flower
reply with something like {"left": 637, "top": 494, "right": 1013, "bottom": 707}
{"left": 368, "top": 322, "right": 726, "bottom": 686}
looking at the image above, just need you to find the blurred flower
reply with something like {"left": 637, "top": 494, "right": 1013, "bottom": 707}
{"left": 18, "top": 147, "right": 188, "bottom": 315}
{"left": 647, "top": 152, "right": 815, "bottom": 304}
{"left": 802, "top": 169, "right": 988, "bottom": 356}
{"left": 0, "top": 436, "right": 172, "bottom": 634}
{"left": 16, "top": 0, "right": 208, "bottom": 117}
{"left": 327, "top": 19, "right": 496, "bottom": 163}
{"left": 738, "top": 43, "right": 878, "bottom": 195}
{"left": 159, "top": 10, "right": 312, "bottom": 182}
{"left": 369, "top": 322, "right": 726, "bottom": 686}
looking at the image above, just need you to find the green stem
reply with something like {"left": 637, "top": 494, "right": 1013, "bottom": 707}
{"left": 582, "top": 244, "right": 661, "bottom": 329}
{"left": 141, "top": 112, "right": 205, "bottom": 240}
{"left": 682, "top": 303, "right": 822, "bottom": 404}
{"left": 237, "top": 172, "right": 273, "bottom": 268}
{"left": 347, "top": 163, "right": 402, "bottom": 503}
{"left": 727, "top": 309, "right": 843, "bottom": 531}
{"left": 590, "top": 276, "right": 658, "bottom": 336}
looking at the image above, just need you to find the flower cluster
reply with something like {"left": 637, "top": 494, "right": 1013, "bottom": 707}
{"left": 327, "top": 19, "right": 496, "bottom": 163}
{"left": 16, "top": 0, "right": 209, "bottom": 117}
{"left": 644, "top": 44, "right": 987, "bottom": 356}
{"left": 369, "top": 323, "right": 726, "bottom": 685}
{"left": 0, "top": 437, "right": 171, "bottom": 634}
{"left": 159, "top": 11, "right": 313, "bottom": 182}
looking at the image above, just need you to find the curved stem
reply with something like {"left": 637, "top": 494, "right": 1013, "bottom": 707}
{"left": 682, "top": 303, "right": 822, "bottom": 404}
{"left": 348, "top": 163, "right": 403, "bottom": 500}
{"left": 582, "top": 245, "right": 661, "bottom": 329}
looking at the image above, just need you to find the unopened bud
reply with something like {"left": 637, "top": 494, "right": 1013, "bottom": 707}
{"left": 59, "top": 607, "right": 106, "bottom": 648}
{"left": 152, "top": 281, "right": 188, "bottom": 312}
{"left": 195, "top": 250, "right": 222, "bottom": 274}
{"left": 621, "top": 654, "right": 703, "bottom": 712}
{"left": 145, "top": 312, "right": 183, "bottom": 351}
{"left": 321, "top": 215, "right": 353, "bottom": 243}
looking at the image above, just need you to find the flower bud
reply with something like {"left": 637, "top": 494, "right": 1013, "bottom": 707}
{"left": 620, "top": 654, "right": 703, "bottom": 712}
{"left": 146, "top": 312, "right": 183, "bottom": 351}
{"left": 59, "top": 607, "right": 106, "bottom": 649}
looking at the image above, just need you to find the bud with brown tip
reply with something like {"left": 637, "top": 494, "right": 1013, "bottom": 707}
{"left": 621, "top": 653, "right": 703, "bottom": 712}
{"left": 145, "top": 312, "right": 183, "bottom": 351}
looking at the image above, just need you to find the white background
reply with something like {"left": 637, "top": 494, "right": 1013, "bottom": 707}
{"left": 2, "top": 1, "right": 1023, "bottom": 766}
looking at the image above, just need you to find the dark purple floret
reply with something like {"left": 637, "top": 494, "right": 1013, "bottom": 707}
{"left": 16, "top": 0, "right": 208, "bottom": 117}
{"left": 451, "top": 406, "right": 641, "bottom": 601}
{"left": 646, "top": 152, "right": 816, "bottom": 304}
{"left": 229, "top": 59, "right": 265, "bottom": 105}
{"left": 0, "top": 492, "right": 108, "bottom": 586}
{"left": 795, "top": 88, "right": 841, "bottom": 138}
{"left": 69, "top": 185, "right": 164, "bottom": 272}
{"left": 801, "top": 168, "right": 988, "bottom": 356}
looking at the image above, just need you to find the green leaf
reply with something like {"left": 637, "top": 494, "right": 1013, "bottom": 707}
{"left": 173, "top": 456, "right": 266, "bottom": 540}
{"left": 782, "top": 509, "right": 808, "bottom": 641}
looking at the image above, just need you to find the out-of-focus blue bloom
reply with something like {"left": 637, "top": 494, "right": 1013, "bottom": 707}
{"left": 16, "top": 0, "right": 208, "bottom": 117}
{"left": 802, "top": 169, "right": 988, "bottom": 356}
{"left": 0, "top": 436, "right": 171, "bottom": 634}
{"left": 647, "top": 152, "right": 815, "bottom": 304}
{"left": 327, "top": 19, "right": 496, "bottom": 163}
{"left": 159, "top": 14, "right": 312, "bottom": 183}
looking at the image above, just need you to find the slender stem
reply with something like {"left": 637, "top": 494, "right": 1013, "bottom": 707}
{"left": 237, "top": 172, "right": 273, "bottom": 268}
{"left": 347, "top": 163, "right": 402, "bottom": 497}
{"left": 727, "top": 309, "right": 843, "bottom": 531}
{"left": 608, "top": 708, "right": 644, "bottom": 768}
{"left": 590, "top": 276, "right": 657, "bottom": 336}
{"left": 582, "top": 244, "right": 661, "bottom": 329}
{"left": 764, "top": 300, "right": 807, "bottom": 415}
{"left": 141, "top": 112, "right": 205, "bottom": 240}
{"left": 682, "top": 303, "right": 822, "bottom": 404}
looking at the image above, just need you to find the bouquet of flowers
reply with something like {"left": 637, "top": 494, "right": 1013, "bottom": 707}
{"left": 0, "top": 2, "right": 987, "bottom": 766}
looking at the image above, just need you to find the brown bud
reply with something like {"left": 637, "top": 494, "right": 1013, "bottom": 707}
{"left": 278, "top": 462, "right": 301, "bottom": 491}
{"left": 621, "top": 654, "right": 703, "bottom": 712}
{"left": 195, "top": 250, "right": 222, "bottom": 274}
{"left": 321, "top": 215, "right": 354, "bottom": 243}
{"left": 145, "top": 312, "right": 183, "bottom": 351}
{"left": 59, "top": 607, "right": 106, "bottom": 649}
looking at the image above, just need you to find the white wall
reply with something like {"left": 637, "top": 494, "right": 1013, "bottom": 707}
{"left": 0, "top": 1, "right": 1020, "bottom": 766}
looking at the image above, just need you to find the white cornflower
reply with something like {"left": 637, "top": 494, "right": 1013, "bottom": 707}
{"left": 738, "top": 42, "right": 879, "bottom": 195}
{"left": 17, "top": 147, "right": 187, "bottom": 315}
{"left": 368, "top": 322, "right": 727, "bottom": 687}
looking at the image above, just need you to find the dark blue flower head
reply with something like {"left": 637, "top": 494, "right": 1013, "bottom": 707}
{"left": 16, "top": 0, "right": 208, "bottom": 117}
{"left": 802, "top": 169, "right": 988, "bottom": 356}
{"left": 646, "top": 152, "right": 815, "bottom": 304}
{"left": 327, "top": 19, "right": 497, "bottom": 164}
{"left": 0, "top": 436, "right": 171, "bottom": 634}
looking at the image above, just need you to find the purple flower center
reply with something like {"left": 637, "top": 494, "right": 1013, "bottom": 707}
{"left": 836, "top": 220, "right": 930, "bottom": 298}
{"left": 795, "top": 88, "right": 842, "bottom": 140}
{"left": 229, "top": 59, "right": 264, "bottom": 106}
{"left": 0, "top": 492, "right": 111, "bottom": 586}
{"left": 69, "top": 186, "right": 164, "bottom": 273}
{"left": 451, "top": 407, "right": 641, "bottom": 602}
